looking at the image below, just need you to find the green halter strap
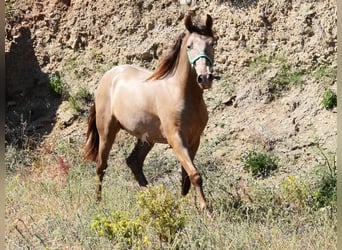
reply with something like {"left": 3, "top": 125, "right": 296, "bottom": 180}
{"left": 187, "top": 49, "right": 214, "bottom": 67}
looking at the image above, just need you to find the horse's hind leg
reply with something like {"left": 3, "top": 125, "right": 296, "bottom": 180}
{"left": 126, "top": 139, "right": 154, "bottom": 186}
{"left": 96, "top": 119, "right": 120, "bottom": 201}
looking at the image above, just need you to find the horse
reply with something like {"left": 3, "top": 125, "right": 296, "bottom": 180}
{"left": 84, "top": 14, "right": 215, "bottom": 211}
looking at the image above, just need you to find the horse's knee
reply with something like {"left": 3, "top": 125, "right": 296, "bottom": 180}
{"left": 190, "top": 173, "right": 203, "bottom": 187}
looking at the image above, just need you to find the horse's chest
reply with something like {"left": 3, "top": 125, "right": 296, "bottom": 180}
{"left": 180, "top": 102, "right": 208, "bottom": 134}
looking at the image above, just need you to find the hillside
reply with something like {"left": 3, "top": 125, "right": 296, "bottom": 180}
{"left": 5, "top": 0, "right": 337, "bottom": 248}
{"left": 6, "top": 0, "right": 337, "bottom": 183}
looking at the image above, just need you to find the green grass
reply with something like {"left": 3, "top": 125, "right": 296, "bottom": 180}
{"left": 68, "top": 86, "right": 93, "bottom": 115}
{"left": 64, "top": 56, "right": 90, "bottom": 79}
{"left": 49, "top": 73, "right": 66, "bottom": 96}
{"left": 321, "top": 89, "right": 337, "bottom": 110}
{"left": 246, "top": 54, "right": 271, "bottom": 74}
{"left": 272, "top": 64, "right": 304, "bottom": 89}
{"left": 314, "top": 65, "right": 337, "bottom": 83}
{"left": 245, "top": 52, "right": 305, "bottom": 96}
{"left": 5, "top": 133, "right": 337, "bottom": 249}
{"left": 241, "top": 150, "right": 278, "bottom": 178}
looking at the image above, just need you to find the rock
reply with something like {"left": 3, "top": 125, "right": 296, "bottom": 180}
{"left": 57, "top": 101, "right": 76, "bottom": 129}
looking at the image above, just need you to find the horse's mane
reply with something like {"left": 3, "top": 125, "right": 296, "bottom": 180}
{"left": 147, "top": 16, "right": 214, "bottom": 81}
{"left": 146, "top": 33, "right": 186, "bottom": 81}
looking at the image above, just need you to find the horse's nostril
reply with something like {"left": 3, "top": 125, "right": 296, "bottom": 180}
{"left": 208, "top": 74, "right": 214, "bottom": 81}
{"left": 197, "top": 75, "right": 204, "bottom": 84}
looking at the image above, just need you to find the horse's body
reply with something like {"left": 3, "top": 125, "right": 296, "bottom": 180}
{"left": 85, "top": 14, "right": 215, "bottom": 210}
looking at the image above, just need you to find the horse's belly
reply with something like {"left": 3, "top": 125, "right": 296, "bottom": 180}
{"left": 118, "top": 114, "right": 167, "bottom": 144}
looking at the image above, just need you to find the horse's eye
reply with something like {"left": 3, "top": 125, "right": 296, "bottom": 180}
{"left": 187, "top": 43, "right": 192, "bottom": 49}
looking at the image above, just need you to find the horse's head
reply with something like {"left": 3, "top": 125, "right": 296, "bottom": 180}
{"left": 185, "top": 14, "right": 215, "bottom": 89}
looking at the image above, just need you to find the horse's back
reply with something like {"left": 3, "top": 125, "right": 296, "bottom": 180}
{"left": 95, "top": 64, "right": 153, "bottom": 109}
{"left": 109, "top": 64, "right": 152, "bottom": 83}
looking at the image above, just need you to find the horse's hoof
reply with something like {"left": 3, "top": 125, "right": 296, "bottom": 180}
{"left": 96, "top": 195, "right": 102, "bottom": 203}
{"left": 200, "top": 203, "right": 213, "bottom": 218}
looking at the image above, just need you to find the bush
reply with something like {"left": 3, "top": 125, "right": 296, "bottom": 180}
{"left": 313, "top": 168, "right": 336, "bottom": 209}
{"left": 137, "top": 184, "right": 187, "bottom": 243}
{"left": 280, "top": 176, "right": 311, "bottom": 210}
{"left": 91, "top": 211, "right": 146, "bottom": 247}
{"left": 69, "top": 87, "right": 93, "bottom": 115}
{"left": 312, "top": 148, "right": 336, "bottom": 209}
{"left": 321, "top": 89, "right": 337, "bottom": 110}
{"left": 272, "top": 64, "right": 303, "bottom": 90}
{"left": 92, "top": 185, "right": 187, "bottom": 246}
{"left": 241, "top": 150, "right": 278, "bottom": 177}
{"left": 49, "top": 73, "right": 65, "bottom": 96}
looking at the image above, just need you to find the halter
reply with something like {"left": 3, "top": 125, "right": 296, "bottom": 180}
{"left": 187, "top": 49, "right": 214, "bottom": 67}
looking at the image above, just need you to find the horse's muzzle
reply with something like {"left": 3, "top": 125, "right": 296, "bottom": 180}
{"left": 197, "top": 73, "right": 214, "bottom": 89}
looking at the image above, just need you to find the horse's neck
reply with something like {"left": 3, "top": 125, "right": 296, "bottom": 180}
{"left": 172, "top": 46, "right": 203, "bottom": 99}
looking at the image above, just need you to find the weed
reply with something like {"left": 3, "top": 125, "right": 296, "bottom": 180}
{"left": 68, "top": 87, "right": 93, "bottom": 115}
{"left": 314, "top": 65, "right": 337, "bottom": 83}
{"left": 5, "top": 145, "right": 35, "bottom": 172}
{"left": 68, "top": 96, "right": 82, "bottom": 115}
{"left": 137, "top": 184, "right": 187, "bottom": 243}
{"left": 64, "top": 56, "right": 89, "bottom": 79}
{"left": 91, "top": 211, "right": 146, "bottom": 247}
{"left": 74, "top": 68, "right": 90, "bottom": 79}
{"left": 92, "top": 185, "right": 186, "bottom": 246}
{"left": 49, "top": 73, "right": 65, "bottom": 96}
{"left": 272, "top": 64, "right": 303, "bottom": 89}
{"left": 321, "top": 89, "right": 337, "bottom": 110}
{"left": 313, "top": 167, "right": 336, "bottom": 209}
{"left": 64, "top": 56, "right": 80, "bottom": 70}
{"left": 245, "top": 53, "right": 304, "bottom": 95}
{"left": 312, "top": 147, "right": 336, "bottom": 209}
{"left": 91, "top": 50, "right": 104, "bottom": 63}
{"left": 280, "top": 176, "right": 311, "bottom": 210}
{"left": 241, "top": 150, "right": 278, "bottom": 177}
{"left": 246, "top": 54, "right": 270, "bottom": 73}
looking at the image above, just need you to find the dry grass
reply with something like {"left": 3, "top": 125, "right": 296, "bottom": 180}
{"left": 5, "top": 129, "right": 336, "bottom": 249}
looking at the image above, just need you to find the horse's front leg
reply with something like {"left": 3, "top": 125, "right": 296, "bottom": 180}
{"left": 181, "top": 138, "right": 200, "bottom": 196}
{"left": 168, "top": 133, "right": 207, "bottom": 211}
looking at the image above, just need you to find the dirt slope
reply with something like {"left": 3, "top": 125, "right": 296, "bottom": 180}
{"left": 5, "top": 0, "right": 337, "bottom": 181}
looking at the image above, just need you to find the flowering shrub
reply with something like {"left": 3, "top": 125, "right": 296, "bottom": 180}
{"left": 92, "top": 184, "right": 187, "bottom": 246}
{"left": 137, "top": 184, "right": 187, "bottom": 242}
{"left": 91, "top": 210, "right": 146, "bottom": 247}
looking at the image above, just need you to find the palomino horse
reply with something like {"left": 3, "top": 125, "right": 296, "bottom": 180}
{"left": 84, "top": 14, "right": 215, "bottom": 211}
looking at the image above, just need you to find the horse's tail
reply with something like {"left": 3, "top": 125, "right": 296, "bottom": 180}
{"left": 84, "top": 104, "right": 99, "bottom": 162}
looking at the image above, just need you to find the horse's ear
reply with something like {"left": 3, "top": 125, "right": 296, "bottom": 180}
{"left": 205, "top": 14, "right": 213, "bottom": 31}
{"left": 185, "top": 14, "right": 194, "bottom": 32}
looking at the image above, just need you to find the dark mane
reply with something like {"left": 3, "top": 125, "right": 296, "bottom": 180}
{"left": 146, "top": 33, "right": 186, "bottom": 81}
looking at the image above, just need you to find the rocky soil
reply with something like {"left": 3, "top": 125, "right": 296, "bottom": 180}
{"left": 5, "top": 0, "right": 337, "bottom": 182}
